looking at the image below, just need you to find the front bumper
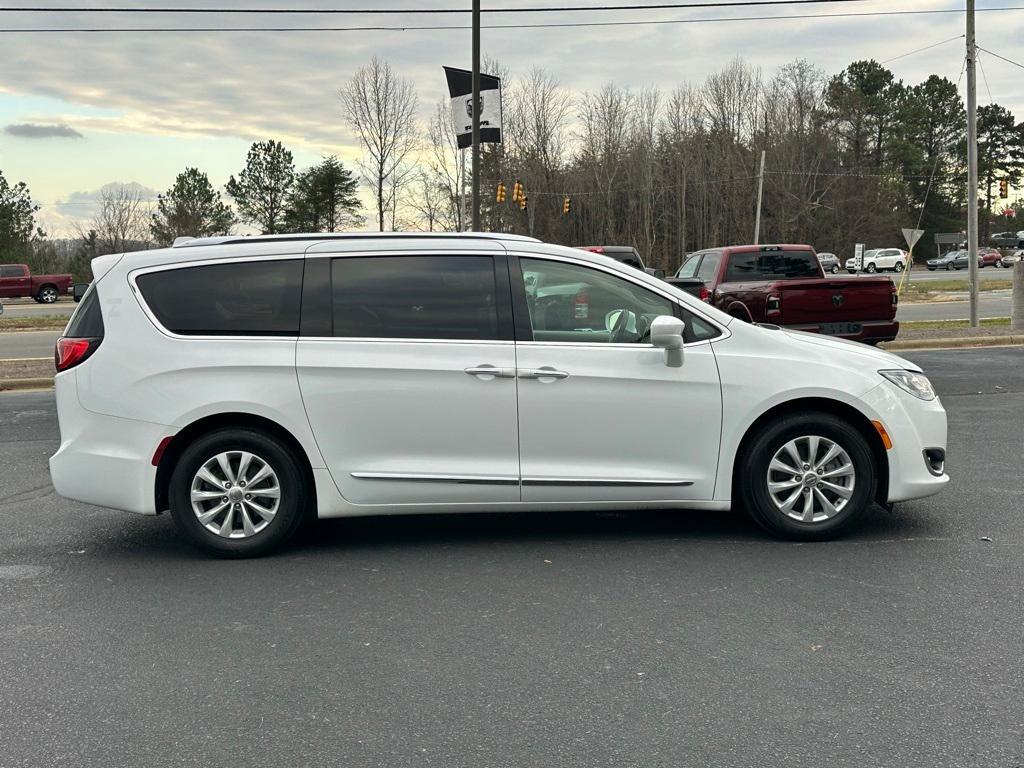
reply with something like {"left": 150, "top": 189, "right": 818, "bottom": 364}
{"left": 49, "top": 370, "right": 168, "bottom": 515}
{"left": 858, "top": 381, "right": 949, "bottom": 503}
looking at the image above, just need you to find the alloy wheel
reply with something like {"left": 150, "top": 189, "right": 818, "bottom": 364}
{"left": 190, "top": 451, "right": 281, "bottom": 538}
{"left": 40, "top": 287, "right": 57, "bottom": 303}
{"left": 766, "top": 435, "right": 855, "bottom": 523}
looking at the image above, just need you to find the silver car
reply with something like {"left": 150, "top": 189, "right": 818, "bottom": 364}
{"left": 817, "top": 252, "right": 841, "bottom": 274}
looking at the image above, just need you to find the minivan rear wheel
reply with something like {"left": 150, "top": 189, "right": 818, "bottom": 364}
{"left": 737, "top": 412, "right": 877, "bottom": 540}
{"left": 169, "top": 428, "right": 308, "bottom": 557}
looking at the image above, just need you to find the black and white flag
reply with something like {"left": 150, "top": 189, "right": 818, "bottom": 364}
{"left": 443, "top": 66, "right": 502, "bottom": 150}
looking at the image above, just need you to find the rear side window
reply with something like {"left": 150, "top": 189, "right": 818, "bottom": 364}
{"left": 331, "top": 255, "right": 498, "bottom": 340}
{"left": 724, "top": 250, "right": 820, "bottom": 281}
{"left": 136, "top": 259, "right": 303, "bottom": 336}
{"left": 0, "top": 265, "right": 24, "bottom": 277}
{"left": 65, "top": 284, "right": 104, "bottom": 338}
{"left": 696, "top": 252, "right": 721, "bottom": 283}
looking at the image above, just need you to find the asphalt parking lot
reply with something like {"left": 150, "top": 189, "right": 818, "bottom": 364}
{"left": 1, "top": 348, "right": 1022, "bottom": 768}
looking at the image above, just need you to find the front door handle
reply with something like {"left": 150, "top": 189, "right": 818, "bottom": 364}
{"left": 518, "top": 366, "right": 570, "bottom": 381}
{"left": 464, "top": 364, "right": 516, "bottom": 380}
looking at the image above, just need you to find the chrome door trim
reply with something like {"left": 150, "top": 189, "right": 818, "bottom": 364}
{"left": 351, "top": 472, "right": 519, "bottom": 485}
{"left": 522, "top": 478, "right": 694, "bottom": 487}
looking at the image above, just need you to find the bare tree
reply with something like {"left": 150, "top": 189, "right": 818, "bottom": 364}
{"left": 340, "top": 57, "right": 420, "bottom": 231}
{"left": 76, "top": 183, "right": 151, "bottom": 254}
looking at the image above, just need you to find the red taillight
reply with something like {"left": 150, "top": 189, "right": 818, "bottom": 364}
{"left": 55, "top": 337, "right": 99, "bottom": 372}
{"left": 699, "top": 286, "right": 710, "bottom": 302}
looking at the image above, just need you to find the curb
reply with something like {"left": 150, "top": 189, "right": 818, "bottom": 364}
{"left": 0, "top": 377, "right": 54, "bottom": 392}
{"left": 882, "top": 335, "right": 1024, "bottom": 351}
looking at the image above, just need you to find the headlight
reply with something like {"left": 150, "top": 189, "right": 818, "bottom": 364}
{"left": 879, "top": 370, "right": 937, "bottom": 401}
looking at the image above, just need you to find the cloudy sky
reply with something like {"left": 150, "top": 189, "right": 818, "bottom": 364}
{"left": 0, "top": 0, "right": 1021, "bottom": 236}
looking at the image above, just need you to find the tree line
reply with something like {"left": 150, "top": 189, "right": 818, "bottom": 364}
{"left": 2, "top": 53, "right": 1024, "bottom": 280}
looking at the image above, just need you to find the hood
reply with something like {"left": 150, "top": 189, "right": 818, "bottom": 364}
{"left": 779, "top": 328, "right": 921, "bottom": 372}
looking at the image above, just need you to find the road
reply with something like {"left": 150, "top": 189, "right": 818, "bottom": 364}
{"left": 0, "top": 297, "right": 76, "bottom": 318}
{"left": 0, "top": 330, "right": 60, "bottom": 359}
{"left": 897, "top": 291, "right": 1011, "bottom": 322}
{"left": 1, "top": 348, "right": 1022, "bottom": 768}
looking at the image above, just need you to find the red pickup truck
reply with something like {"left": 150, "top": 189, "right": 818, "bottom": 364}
{"left": 0, "top": 264, "right": 73, "bottom": 304}
{"left": 671, "top": 244, "right": 898, "bottom": 344}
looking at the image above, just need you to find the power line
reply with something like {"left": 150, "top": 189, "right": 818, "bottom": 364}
{"left": 977, "top": 52, "right": 994, "bottom": 104}
{"left": 3, "top": 6, "right": 1024, "bottom": 32}
{"left": 0, "top": 1, "right": 872, "bottom": 12}
{"left": 977, "top": 45, "right": 1024, "bottom": 72}
{"left": 879, "top": 33, "right": 963, "bottom": 65}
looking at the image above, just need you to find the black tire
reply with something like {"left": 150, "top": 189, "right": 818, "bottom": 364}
{"left": 947, "top": 263, "right": 954, "bottom": 271}
{"left": 866, "top": 262, "right": 876, "bottom": 273}
{"left": 737, "top": 412, "right": 877, "bottom": 541}
{"left": 830, "top": 265, "right": 840, "bottom": 274}
{"left": 169, "top": 427, "right": 309, "bottom": 557}
{"left": 36, "top": 285, "right": 58, "bottom": 303}
{"left": 893, "top": 261, "right": 904, "bottom": 273}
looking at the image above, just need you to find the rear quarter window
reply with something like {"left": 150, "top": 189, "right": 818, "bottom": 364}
{"left": 65, "top": 284, "right": 104, "bottom": 338}
{"left": 136, "top": 259, "right": 303, "bottom": 336}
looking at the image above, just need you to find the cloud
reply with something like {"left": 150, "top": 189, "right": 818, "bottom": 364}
{"left": 4, "top": 122, "right": 83, "bottom": 139}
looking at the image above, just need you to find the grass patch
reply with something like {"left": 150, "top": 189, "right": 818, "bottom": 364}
{"left": 900, "top": 277, "right": 1010, "bottom": 294}
{"left": 901, "top": 317, "right": 1011, "bottom": 331}
{"left": 0, "top": 315, "right": 68, "bottom": 332}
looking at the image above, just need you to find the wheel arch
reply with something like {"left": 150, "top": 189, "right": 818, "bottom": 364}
{"left": 154, "top": 412, "right": 317, "bottom": 514}
{"left": 730, "top": 396, "right": 889, "bottom": 507}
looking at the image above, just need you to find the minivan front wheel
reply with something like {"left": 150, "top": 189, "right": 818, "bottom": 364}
{"left": 169, "top": 428, "right": 308, "bottom": 557}
{"left": 738, "top": 413, "right": 877, "bottom": 540}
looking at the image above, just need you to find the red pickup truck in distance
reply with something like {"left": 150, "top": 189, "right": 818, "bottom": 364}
{"left": 0, "top": 264, "right": 73, "bottom": 304}
{"left": 671, "top": 244, "right": 898, "bottom": 344}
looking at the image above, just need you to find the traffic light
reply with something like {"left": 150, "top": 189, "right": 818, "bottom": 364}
{"left": 562, "top": 196, "right": 571, "bottom": 216}
{"left": 496, "top": 182, "right": 506, "bottom": 203}
{"left": 519, "top": 195, "right": 528, "bottom": 211}
{"left": 512, "top": 180, "right": 523, "bottom": 204}
{"left": 999, "top": 179, "right": 1009, "bottom": 198}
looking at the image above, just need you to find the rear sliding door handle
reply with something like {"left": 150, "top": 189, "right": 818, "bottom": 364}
{"left": 464, "top": 365, "right": 516, "bottom": 379}
{"left": 518, "top": 367, "right": 570, "bottom": 381}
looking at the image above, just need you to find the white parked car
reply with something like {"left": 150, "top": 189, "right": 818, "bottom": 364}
{"left": 50, "top": 233, "right": 948, "bottom": 557}
{"left": 846, "top": 248, "right": 908, "bottom": 274}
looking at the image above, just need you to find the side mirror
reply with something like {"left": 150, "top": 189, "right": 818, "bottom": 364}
{"left": 650, "top": 315, "right": 685, "bottom": 368}
{"left": 653, "top": 269, "right": 666, "bottom": 280}
{"left": 73, "top": 283, "right": 90, "bottom": 302}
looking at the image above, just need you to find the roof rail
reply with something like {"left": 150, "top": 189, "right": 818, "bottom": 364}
{"left": 172, "top": 231, "right": 540, "bottom": 248}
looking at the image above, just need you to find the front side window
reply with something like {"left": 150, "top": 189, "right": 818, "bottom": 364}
{"left": 724, "top": 250, "right": 820, "bottom": 281}
{"left": 676, "top": 254, "right": 701, "bottom": 278}
{"left": 136, "top": 259, "right": 303, "bottom": 336}
{"left": 331, "top": 255, "right": 498, "bottom": 340}
{"left": 520, "top": 258, "right": 674, "bottom": 344}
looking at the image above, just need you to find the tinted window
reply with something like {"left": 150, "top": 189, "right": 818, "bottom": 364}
{"left": 696, "top": 252, "right": 721, "bottom": 283}
{"left": 137, "top": 259, "right": 303, "bottom": 336}
{"left": 521, "top": 258, "right": 674, "bottom": 344}
{"left": 65, "top": 284, "right": 104, "bottom": 338}
{"left": 0, "top": 265, "right": 24, "bottom": 278}
{"left": 331, "top": 256, "right": 498, "bottom": 340}
{"left": 724, "top": 250, "right": 820, "bottom": 281}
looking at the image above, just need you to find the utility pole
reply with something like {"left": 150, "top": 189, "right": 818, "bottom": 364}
{"left": 966, "top": 0, "right": 980, "bottom": 327}
{"left": 471, "top": 0, "right": 481, "bottom": 232}
{"left": 753, "top": 150, "right": 766, "bottom": 245}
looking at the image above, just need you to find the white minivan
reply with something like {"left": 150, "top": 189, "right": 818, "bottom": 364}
{"left": 50, "top": 233, "right": 948, "bottom": 557}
